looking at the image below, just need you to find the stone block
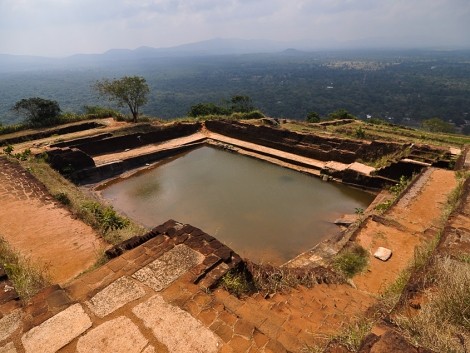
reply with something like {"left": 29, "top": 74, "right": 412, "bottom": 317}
{"left": 133, "top": 294, "right": 221, "bottom": 353}
{"left": 86, "top": 276, "right": 146, "bottom": 318}
{"left": 374, "top": 247, "right": 392, "bottom": 261}
{"left": 45, "top": 289, "right": 71, "bottom": 310}
{"left": 76, "top": 316, "right": 150, "bottom": 353}
{"left": 133, "top": 244, "right": 203, "bottom": 292}
{"left": 0, "top": 342, "right": 16, "bottom": 353}
{"left": 21, "top": 304, "right": 92, "bottom": 353}
{"left": 214, "top": 247, "right": 232, "bottom": 261}
{"left": 0, "top": 309, "right": 22, "bottom": 342}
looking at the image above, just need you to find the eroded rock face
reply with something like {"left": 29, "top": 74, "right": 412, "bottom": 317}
{"left": 47, "top": 148, "right": 95, "bottom": 173}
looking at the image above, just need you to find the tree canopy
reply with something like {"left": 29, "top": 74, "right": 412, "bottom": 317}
{"left": 230, "top": 95, "right": 254, "bottom": 113}
{"left": 421, "top": 117, "right": 455, "bottom": 133}
{"left": 94, "top": 76, "right": 150, "bottom": 123}
{"left": 329, "top": 109, "right": 356, "bottom": 120}
{"left": 306, "top": 111, "right": 320, "bottom": 123}
{"left": 188, "top": 103, "right": 230, "bottom": 117}
{"left": 11, "top": 97, "right": 61, "bottom": 127}
{"left": 188, "top": 95, "right": 256, "bottom": 117}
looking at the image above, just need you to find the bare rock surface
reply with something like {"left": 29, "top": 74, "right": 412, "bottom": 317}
{"left": 132, "top": 244, "right": 203, "bottom": 292}
{"left": 133, "top": 294, "right": 221, "bottom": 353}
{"left": 21, "top": 304, "right": 92, "bottom": 353}
{"left": 0, "top": 309, "right": 22, "bottom": 342}
{"left": 0, "top": 342, "right": 17, "bottom": 353}
{"left": 76, "top": 316, "right": 151, "bottom": 353}
{"left": 86, "top": 276, "right": 146, "bottom": 318}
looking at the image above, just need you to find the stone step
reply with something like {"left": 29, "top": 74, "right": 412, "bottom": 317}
{"left": 215, "top": 290, "right": 308, "bottom": 352}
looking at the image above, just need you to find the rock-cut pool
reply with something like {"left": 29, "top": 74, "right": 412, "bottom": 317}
{"left": 100, "top": 146, "right": 375, "bottom": 264}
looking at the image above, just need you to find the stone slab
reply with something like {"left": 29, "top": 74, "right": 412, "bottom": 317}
{"left": 334, "top": 214, "right": 358, "bottom": 226}
{"left": 86, "top": 276, "right": 146, "bottom": 318}
{"left": 0, "top": 342, "right": 16, "bottom": 353}
{"left": 374, "top": 247, "right": 393, "bottom": 261}
{"left": 21, "top": 304, "right": 92, "bottom": 353}
{"left": 348, "top": 162, "right": 375, "bottom": 175}
{"left": 0, "top": 309, "right": 22, "bottom": 342}
{"left": 133, "top": 244, "right": 204, "bottom": 292}
{"left": 76, "top": 316, "right": 151, "bottom": 353}
{"left": 133, "top": 294, "right": 221, "bottom": 353}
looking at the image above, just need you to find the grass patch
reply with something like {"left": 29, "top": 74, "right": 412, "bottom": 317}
{"left": 375, "top": 175, "right": 412, "bottom": 214}
{"left": 333, "top": 244, "right": 369, "bottom": 278}
{"left": 219, "top": 269, "right": 254, "bottom": 297}
{"left": 304, "top": 318, "right": 373, "bottom": 353}
{"left": 378, "top": 233, "right": 440, "bottom": 315}
{"left": 394, "top": 257, "right": 470, "bottom": 353}
{"left": 81, "top": 201, "right": 130, "bottom": 233}
{"left": 0, "top": 237, "right": 51, "bottom": 301}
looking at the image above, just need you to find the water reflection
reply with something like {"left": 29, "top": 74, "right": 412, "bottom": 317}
{"left": 100, "top": 146, "right": 375, "bottom": 265}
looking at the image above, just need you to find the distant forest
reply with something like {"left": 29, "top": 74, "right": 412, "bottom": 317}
{"left": 1, "top": 49, "right": 470, "bottom": 126}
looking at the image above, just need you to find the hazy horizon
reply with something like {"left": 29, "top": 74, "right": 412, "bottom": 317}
{"left": 1, "top": 0, "right": 469, "bottom": 57}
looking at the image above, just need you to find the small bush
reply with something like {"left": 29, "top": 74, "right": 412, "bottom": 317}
{"left": 82, "top": 202, "right": 129, "bottom": 233}
{"left": 355, "top": 126, "right": 366, "bottom": 139}
{"left": 333, "top": 245, "right": 369, "bottom": 278}
{"left": 375, "top": 199, "right": 393, "bottom": 212}
{"left": 3, "top": 145, "right": 14, "bottom": 155}
{"left": 13, "top": 148, "right": 31, "bottom": 161}
{"left": 219, "top": 269, "right": 254, "bottom": 297}
{"left": 389, "top": 175, "right": 409, "bottom": 196}
{"left": 242, "top": 110, "right": 265, "bottom": 120}
{"left": 54, "top": 192, "right": 71, "bottom": 206}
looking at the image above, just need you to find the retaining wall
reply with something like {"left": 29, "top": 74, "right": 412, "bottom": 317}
{"left": 205, "top": 120, "right": 404, "bottom": 164}
{"left": 75, "top": 122, "right": 201, "bottom": 156}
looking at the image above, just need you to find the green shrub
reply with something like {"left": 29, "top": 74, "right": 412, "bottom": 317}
{"left": 242, "top": 110, "right": 265, "bottom": 120}
{"left": 54, "top": 192, "right": 71, "bottom": 206}
{"left": 389, "top": 175, "right": 409, "bottom": 196}
{"left": 333, "top": 245, "right": 369, "bottom": 278}
{"left": 82, "top": 202, "right": 129, "bottom": 233}
{"left": 355, "top": 126, "right": 366, "bottom": 139}
{"left": 219, "top": 269, "right": 253, "bottom": 297}
{"left": 3, "top": 145, "right": 14, "bottom": 155}
{"left": 13, "top": 149, "right": 31, "bottom": 161}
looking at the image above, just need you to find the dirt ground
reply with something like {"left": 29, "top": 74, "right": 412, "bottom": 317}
{"left": 0, "top": 157, "right": 105, "bottom": 284}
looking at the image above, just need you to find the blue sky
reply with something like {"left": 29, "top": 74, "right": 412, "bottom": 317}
{"left": 1, "top": 0, "right": 469, "bottom": 56}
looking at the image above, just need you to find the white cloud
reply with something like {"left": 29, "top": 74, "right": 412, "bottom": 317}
{"left": 0, "top": 0, "right": 469, "bottom": 56}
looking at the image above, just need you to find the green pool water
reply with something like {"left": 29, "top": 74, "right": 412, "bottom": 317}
{"left": 100, "top": 146, "right": 374, "bottom": 264}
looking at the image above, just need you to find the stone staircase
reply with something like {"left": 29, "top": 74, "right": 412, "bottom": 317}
{"left": 212, "top": 283, "right": 376, "bottom": 353}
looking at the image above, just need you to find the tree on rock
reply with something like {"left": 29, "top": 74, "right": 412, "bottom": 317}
{"left": 11, "top": 97, "right": 61, "bottom": 127}
{"left": 94, "top": 76, "right": 150, "bottom": 123}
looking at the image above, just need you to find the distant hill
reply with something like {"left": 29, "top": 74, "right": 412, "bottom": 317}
{"left": 0, "top": 38, "right": 290, "bottom": 72}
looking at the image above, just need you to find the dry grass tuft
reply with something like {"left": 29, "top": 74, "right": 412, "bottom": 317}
{"left": 0, "top": 237, "right": 51, "bottom": 301}
{"left": 394, "top": 257, "right": 470, "bottom": 353}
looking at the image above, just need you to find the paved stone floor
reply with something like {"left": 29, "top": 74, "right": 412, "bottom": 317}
{"left": 0, "top": 219, "right": 370, "bottom": 353}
